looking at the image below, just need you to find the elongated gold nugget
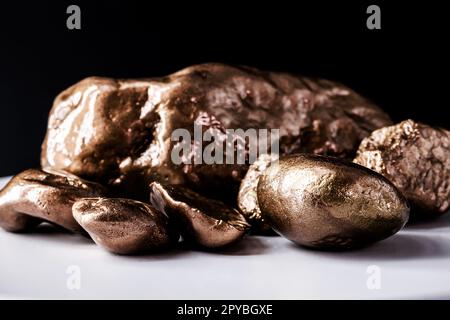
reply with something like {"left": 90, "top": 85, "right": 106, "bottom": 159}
{"left": 150, "top": 182, "right": 250, "bottom": 249}
{"left": 0, "top": 169, "right": 106, "bottom": 233}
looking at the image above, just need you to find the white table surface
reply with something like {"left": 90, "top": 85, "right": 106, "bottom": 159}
{"left": 0, "top": 176, "right": 449, "bottom": 300}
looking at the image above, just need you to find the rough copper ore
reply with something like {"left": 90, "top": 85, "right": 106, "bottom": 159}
{"left": 237, "top": 153, "right": 278, "bottom": 233}
{"left": 73, "top": 198, "right": 178, "bottom": 254}
{"left": 41, "top": 63, "right": 392, "bottom": 201}
{"left": 149, "top": 182, "right": 250, "bottom": 249}
{"left": 0, "top": 169, "right": 106, "bottom": 233}
{"left": 354, "top": 119, "right": 450, "bottom": 215}
{"left": 257, "top": 154, "right": 410, "bottom": 250}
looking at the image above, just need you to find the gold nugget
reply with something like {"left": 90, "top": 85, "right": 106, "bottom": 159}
{"left": 257, "top": 154, "right": 410, "bottom": 250}
{"left": 150, "top": 182, "right": 250, "bottom": 249}
{"left": 354, "top": 119, "right": 450, "bottom": 215}
{"left": 0, "top": 169, "right": 106, "bottom": 233}
{"left": 73, "top": 198, "right": 178, "bottom": 254}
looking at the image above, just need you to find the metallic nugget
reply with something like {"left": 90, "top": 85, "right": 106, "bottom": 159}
{"left": 149, "top": 182, "right": 250, "bottom": 249}
{"left": 257, "top": 154, "right": 410, "bottom": 250}
{"left": 72, "top": 198, "right": 178, "bottom": 254}
{"left": 354, "top": 119, "right": 450, "bottom": 215}
{"left": 41, "top": 63, "right": 392, "bottom": 201}
{"left": 237, "top": 153, "right": 278, "bottom": 233}
{"left": 0, "top": 168, "right": 106, "bottom": 233}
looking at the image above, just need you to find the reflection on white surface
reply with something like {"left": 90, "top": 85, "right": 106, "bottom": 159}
{"left": 0, "top": 176, "right": 450, "bottom": 299}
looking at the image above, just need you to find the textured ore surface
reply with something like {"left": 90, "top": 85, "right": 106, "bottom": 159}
{"left": 354, "top": 119, "right": 450, "bottom": 214}
{"left": 41, "top": 63, "right": 392, "bottom": 201}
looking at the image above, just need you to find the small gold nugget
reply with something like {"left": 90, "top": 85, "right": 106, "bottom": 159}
{"left": 73, "top": 198, "right": 178, "bottom": 254}
{"left": 150, "top": 182, "right": 250, "bottom": 249}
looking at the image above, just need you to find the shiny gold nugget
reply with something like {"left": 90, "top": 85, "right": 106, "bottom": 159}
{"left": 73, "top": 198, "right": 178, "bottom": 254}
{"left": 257, "top": 154, "right": 410, "bottom": 250}
{"left": 150, "top": 182, "right": 250, "bottom": 249}
{"left": 0, "top": 168, "right": 106, "bottom": 233}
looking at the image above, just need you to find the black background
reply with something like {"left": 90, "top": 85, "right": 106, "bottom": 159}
{"left": 0, "top": 1, "right": 447, "bottom": 177}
